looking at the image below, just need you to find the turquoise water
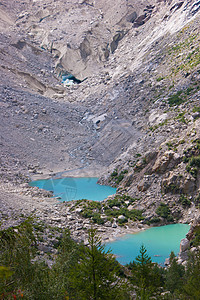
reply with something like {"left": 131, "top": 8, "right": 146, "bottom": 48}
{"left": 105, "top": 224, "right": 190, "bottom": 265}
{"left": 30, "top": 177, "right": 116, "bottom": 202}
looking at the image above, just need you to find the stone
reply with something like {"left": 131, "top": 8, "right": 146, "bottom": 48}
{"left": 152, "top": 151, "right": 180, "bottom": 174}
{"left": 180, "top": 238, "right": 190, "bottom": 252}
{"left": 164, "top": 258, "right": 170, "bottom": 266}
{"left": 112, "top": 222, "right": 117, "bottom": 228}
{"left": 104, "top": 221, "right": 112, "bottom": 227}
{"left": 118, "top": 215, "right": 126, "bottom": 220}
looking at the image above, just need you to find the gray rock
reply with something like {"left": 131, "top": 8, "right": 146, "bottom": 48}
{"left": 180, "top": 238, "right": 190, "bottom": 252}
{"left": 118, "top": 215, "right": 126, "bottom": 220}
{"left": 112, "top": 222, "right": 117, "bottom": 228}
{"left": 104, "top": 221, "right": 112, "bottom": 227}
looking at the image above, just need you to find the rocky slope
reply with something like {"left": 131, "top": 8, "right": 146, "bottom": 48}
{"left": 0, "top": 0, "right": 200, "bottom": 241}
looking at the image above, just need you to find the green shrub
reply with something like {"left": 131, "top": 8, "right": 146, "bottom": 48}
{"left": 156, "top": 76, "right": 164, "bottom": 82}
{"left": 115, "top": 173, "right": 124, "bottom": 184}
{"left": 156, "top": 203, "right": 173, "bottom": 222}
{"left": 110, "top": 169, "right": 128, "bottom": 185}
{"left": 186, "top": 155, "right": 200, "bottom": 178}
{"left": 193, "top": 106, "right": 200, "bottom": 113}
{"left": 92, "top": 213, "right": 105, "bottom": 225}
{"left": 107, "top": 198, "right": 123, "bottom": 208}
{"left": 179, "top": 194, "right": 191, "bottom": 207}
{"left": 104, "top": 205, "right": 143, "bottom": 223}
{"left": 194, "top": 193, "right": 200, "bottom": 208}
{"left": 111, "top": 169, "right": 118, "bottom": 177}
{"left": 192, "top": 227, "right": 200, "bottom": 247}
{"left": 168, "top": 91, "right": 185, "bottom": 106}
{"left": 189, "top": 155, "right": 200, "bottom": 168}
{"left": 149, "top": 217, "right": 161, "bottom": 224}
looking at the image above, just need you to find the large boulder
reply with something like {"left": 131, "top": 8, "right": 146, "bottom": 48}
{"left": 180, "top": 238, "right": 190, "bottom": 252}
{"left": 162, "top": 171, "right": 196, "bottom": 194}
{"left": 152, "top": 150, "right": 181, "bottom": 174}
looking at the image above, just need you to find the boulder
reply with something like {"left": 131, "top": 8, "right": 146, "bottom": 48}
{"left": 104, "top": 221, "right": 112, "bottom": 227}
{"left": 162, "top": 171, "right": 196, "bottom": 194}
{"left": 112, "top": 222, "right": 117, "bottom": 228}
{"left": 180, "top": 238, "right": 190, "bottom": 252}
{"left": 118, "top": 215, "right": 126, "bottom": 220}
{"left": 137, "top": 175, "right": 154, "bottom": 192}
{"left": 152, "top": 150, "right": 180, "bottom": 174}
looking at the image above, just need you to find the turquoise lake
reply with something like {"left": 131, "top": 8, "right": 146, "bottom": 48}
{"left": 29, "top": 177, "right": 116, "bottom": 201}
{"left": 30, "top": 178, "right": 189, "bottom": 266}
{"left": 105, "top": 224, "right": 190, "bottom": 265}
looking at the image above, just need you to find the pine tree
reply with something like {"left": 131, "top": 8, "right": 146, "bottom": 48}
{"left": 183, "top": 249, "right": 200, "bottom": 299}
{"left": 165, "top": 251, "right": 185, "bottom": 294}
{"left": 69, "top": 228, "right": 129, "bottom": 299}
{"left": 130, "top": 245, "right": 165, "bottom": 299}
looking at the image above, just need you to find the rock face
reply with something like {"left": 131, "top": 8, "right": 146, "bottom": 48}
{"left": 152, "top": 151, "right": 181, "bottom": 174}
{"left": 0, "top": 0, "right": 200, "bottom": 235}
{"left": 180, "top": 238, "right": 190, "bottom": 253}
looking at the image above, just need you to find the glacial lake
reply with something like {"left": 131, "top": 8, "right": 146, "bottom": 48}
{"left": 29, "top": 177, "right": 116, "bottom": 201}
{"left": 105, "top": 224, "right": 190, "bottom": 265}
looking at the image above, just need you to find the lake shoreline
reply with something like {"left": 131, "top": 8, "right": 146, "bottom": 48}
{"left": 0, "top": 176, "right": 191, "bottom": 264}
{"left": 30, "top": 165, "right": 107, "bottom": 181}
{"left": 105, "top": 224, "right": 190, "bottom": 265}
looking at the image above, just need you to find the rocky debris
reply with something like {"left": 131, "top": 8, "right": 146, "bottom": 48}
{"left": 137, "top": 175, "right": 155, "bottom": 192}
{"left": 162, "top": 171, "right": 196, "bottom": 194}
{"left": 152, "top": 150, "right": 181, "bottom": 174}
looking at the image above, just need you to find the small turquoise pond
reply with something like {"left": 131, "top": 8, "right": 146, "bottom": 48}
{"left": 105, "top": 224, "right": 190, "bottom": 265}
{"left": 29, "top": 177, "right": 116, "bottom": 201}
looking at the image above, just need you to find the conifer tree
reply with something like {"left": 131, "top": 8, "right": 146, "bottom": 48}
{"left": 69, "top": 228, "right": 129, "bottom": 299}
{"left": 165, "top": 251, "right": 185, "bottom": 294}
{"left": 183, "top": 250, "right": 200, "bottom": 299}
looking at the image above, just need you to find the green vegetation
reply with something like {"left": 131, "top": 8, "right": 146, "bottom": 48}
{"left": 149, "top": 119, "right": 168, "bottom": 132}
{"left": 156, "top": 203, "right": 174, "bottom": 222}
{"left": 194, "top": 193, "right": 200, "bottom": 208}
{"left": 168, "top": 34, "right": 200, "bottom": 77}
{"left": 166, "top": 141, "right": 174, "bottom": 150}
{"left": 193, "top": 106, "right": 200, "bottom": 113}
{"left": 110, "top": 169, "right": 128, "bottom": 185}
{"left": 77, "top": 195, "right": 142, "bottom": 226}
{"left": 104, "top": 206, "right": 143, "bottom": 224}
{"left": 183, "top": 140, "right": 200, "bottom": 178}
{"left": 149, "top": 216, "right": 161, "bottom": 224}
{"left": 179, "top": 194, "right": 191, "bottom": 208}
{"left": 104, "top": 195, "right": 143, "bottom": 225}
{"left": 165, "top": 251, "right": 185, "bottom": 294}
{"left": 176, "top": 112, "right": 188, "bottom": 124}
{"left": 1, "top": 219, "right": 200, "bottom": 299}
{"left": 127, "top": 245, "right": 165, "bottom": 298}
{"left": 79, "top": 201, "right": 104, "bottom": 225}
{"left": 168, "top": 91, "right": 185, "bottom": 106}
{"left": 191, "top": 226, "right": 200, "bottom": 247}
{"left": 165, "top": 138, "right": 185, "bottom": 151}
{"left": 166, "top": 82, "right": 199, "bottom": 107}
{"left": 156, "top": 76, "right": 165, "bottom": 82}
{"left": 134, "top": 157, "right": 147, "bottom": 172}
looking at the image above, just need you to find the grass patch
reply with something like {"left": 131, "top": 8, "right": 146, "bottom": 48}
{"left": 156, "top": 76, "right": 164, "bottom": 82}
{"left": 168, "top": 91, "right": 185, "bottom": 106}
{"left": 179, "top": 194, "right": 191, "bottom": 208}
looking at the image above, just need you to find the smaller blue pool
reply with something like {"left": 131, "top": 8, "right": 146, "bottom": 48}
{"left": 29, "top": 177, "right": 116, "bottom": 202}
{"left": 105, "top": 224, "right": 190, "bottom": 265}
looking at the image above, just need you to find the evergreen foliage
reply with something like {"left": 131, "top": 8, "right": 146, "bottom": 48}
{"left": 165, "top": 251, "right": 185, "bottom": 294}
{"left": 1, "top": 218, "right": 200, "bottom": 299}
{"left": 127, "top": 245, "right": 165, "bottom": 298}
{"left": 183, "top": 250, "right": 200, "bottom": 299}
